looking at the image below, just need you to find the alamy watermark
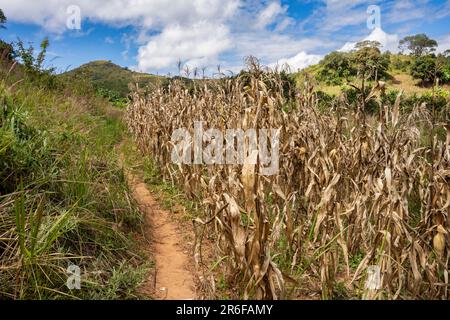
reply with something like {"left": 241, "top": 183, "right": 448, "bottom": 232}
{"left": 171, "top": 122, "right": 280, "bottom": 176}
{"left": 365, "top": 265, "right": 382, "bottom": 290}
{"left": 66, "top": 264, "right": 81, "bottom": 290}
{"left": 367, "top": 5, "right": 381, "bottom": 30}
{"left": 66, "top": 5, "right": 82, "bottom": 30}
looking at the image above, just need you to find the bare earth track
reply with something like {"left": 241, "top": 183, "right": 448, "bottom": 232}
{"left": 122, "top": 161, "right": 196, "bottom": 300}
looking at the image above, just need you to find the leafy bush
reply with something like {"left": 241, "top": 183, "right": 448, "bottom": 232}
{"left": 96, "top": 87, "right": 129, "bottom": 108}
{"left": 0, "top": 39, "right": 16, "bottom": 61}
{"left": 441, "top": 63, "right": 450, "bottom": 84}
{"left": 353, "top": 46, "right": 390, "bottom": 81}
{"left": 317, "top": 52, "right": 355, "bottom": 85}
{"left": 411, "top": 54, "right": 438, "bottom": 84}
{"left": 15, "top": 38, "right": 59, "bottom": 89}
{"left": 382, "top": 89, "right": 449, "bottom": 112}
{"left": 341, "top": 85, "right": 379, "bottom": 113}
{"left": 315, "top": 90, "right": 336, "bottom": 111}
{"left": 391, "top": 55, "right": 411, "bottom": 72}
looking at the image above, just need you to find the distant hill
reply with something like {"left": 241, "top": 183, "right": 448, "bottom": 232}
{"left": 61, "top": 60, "right": 165, "bottom": 97}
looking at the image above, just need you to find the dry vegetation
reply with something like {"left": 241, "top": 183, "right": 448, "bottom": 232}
{"left": 127, "top": 58, "right": 449, "bottom": 300}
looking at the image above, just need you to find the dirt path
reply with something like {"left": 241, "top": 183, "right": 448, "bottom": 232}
{"left": 122, "top": 160, "right": 196, "bottom": 300}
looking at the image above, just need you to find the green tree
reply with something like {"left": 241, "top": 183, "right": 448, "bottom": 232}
{"left": 0, "top": 39, "right": 15, "bottom": 60}
{"left": 0, "top": 9, "right": 15, "bottom": 61}
{"left": 15, "top": 38, "right": 56, "bottom": 86}
{"left": 318, "top": 51, "right": 355, "bottom": 85}
{"left": 441, "top": 65, "right": 450, "bottom": 84}
{"left": 411, "top": 54, "right": 438, "bottom": 85}
{"left": 0, "top": 8, "right": 6, "bottom": 28}
{"left": 399, "top": 34, "right": 438, "bottom": 56}
{"left": 16, "top": 38, "right": 52, "bottom": 74}
{"left": 436, "top": 53, "right": 450, "bottom": 84}
{"left": 353, "top": 44, "right": 389, "bottom": 82}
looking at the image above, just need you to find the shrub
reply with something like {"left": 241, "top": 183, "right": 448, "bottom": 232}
{"left": 317, "top": 52, "right": 355, "bottom": 85}
{"left": 411, "top": 54, "right": 438, "bottom": 85}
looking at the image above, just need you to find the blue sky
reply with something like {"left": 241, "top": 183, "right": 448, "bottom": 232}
{"left": 0, "top": 0, "right": 449, "bottom": 75}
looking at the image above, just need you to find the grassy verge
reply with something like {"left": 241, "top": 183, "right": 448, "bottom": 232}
{"left": 0, "top": 64, "right": 148, "bottom": 299}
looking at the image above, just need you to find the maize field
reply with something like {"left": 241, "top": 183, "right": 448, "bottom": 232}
{"left": 126, "top": 60, "right": 449, "bottom": 300}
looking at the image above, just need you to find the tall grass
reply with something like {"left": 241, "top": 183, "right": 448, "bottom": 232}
{"left": 0, "top": 55, "right": 146, "bottom": 299}
{"left": 127, "top": 58, "right": 449, "bottom": 300}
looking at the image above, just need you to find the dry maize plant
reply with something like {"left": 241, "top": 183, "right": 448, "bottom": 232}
{"left": 126, "top": 59, "right": 449, "bottom": 300}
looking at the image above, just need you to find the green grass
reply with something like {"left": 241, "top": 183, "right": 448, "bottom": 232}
{"left": 0, "top": 62, "right": 148, "bottom": 300}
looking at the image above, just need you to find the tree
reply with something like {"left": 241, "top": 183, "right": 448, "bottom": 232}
{"left": 16, "top": 38, "right": 55, "bottom": 80}
{"left": 411, "top": 54, "right": 438, "bottom": 85}
{"left": 441, "top": 64, "right": 450, "bottom": 84}
{"left": 0, "top": 9, "right": 15, "bottom": 61}
{"left": 318, "top": 51, "right": 355, "bottom": 85}
{"left": 0, "top": 39, "right": 15, "bottom": 60}
{"left": 0, "top": 8, "right": 6, "bottom": 29}
{"left": 399, "top": 34, "right": 438, "bottom": 56}
{"left": 353, "top": 45, "right": 389, "bottom": 82}
{"left": 437, "top": 53, "right": 450, "bottom": 84}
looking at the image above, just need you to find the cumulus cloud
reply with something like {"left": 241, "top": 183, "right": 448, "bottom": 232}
{"left": 0, "top": 0, "right": 353, "bottom": 74}
{"left": 269, "top": 52, "right": 323, "bottom": 72}
{"left": 0, "top": 0, "right": 240, "bottom": 31}
{"left": 234, "top": 33, "right": 330, "bottom": 62}
{"left": 339, "top": 27, "right": 399, "bottom": 52}
{"left": 6, "top": 0, "right": 446, "bottom": 75}
{"left": 274, "top": 17, "right": 294, "bottom": 32}
{"left": 0, "top": 0, "right": 241, "bottom": 73}
{"left": 137, "top": 21, "right": 232, "bottom": 71}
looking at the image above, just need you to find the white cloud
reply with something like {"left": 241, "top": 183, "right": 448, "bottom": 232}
{"left": 3, "top": 0, "right": 447, "bottom": 76}
{"left": 0, "top": 0, "right": 363, "bottom": 74}
{"left": 436, "top": 0, "right": 450, "bottom": 19}
{"left": 137, "top": 21, "right": 232, "bottom": 71}
{"left": 437, "top": 35, "right": 450, "bottom": 53}
{"left": 121, "top": 33, "right": 135, "bottom": 61}
{"left": 385, "top": 0, "right": 434, "bottom": 24}
{"left": 313, "top": 0, "right": 370, "bottom": 32}
{"left": 0, "top": 0, "right": 240, "bottom": 32}
{"left": 0, "top": 0, "right": 240, "bottom": 73}
{"left": 213, "top": 32, "right": 331, "bottom": 74}
{"left": 339, "top": 27, "right": 399, "bottom": 53}
{"left": 255, "top": 1, "right": 286, "bottom": 30}
{"left": 269, "top": 51, "right": 323, "bottom": 72}
{"left": 275, "top": 17, "right": 294, "bottom": 32}
{"left": 307, "top": 0, "right": 448, "bottom": 40}
{"left": 0, "top": 0, "right": 320, "bottom": 73}
{"left": 234, "top": 33, "right": 331, "bottom": 62}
